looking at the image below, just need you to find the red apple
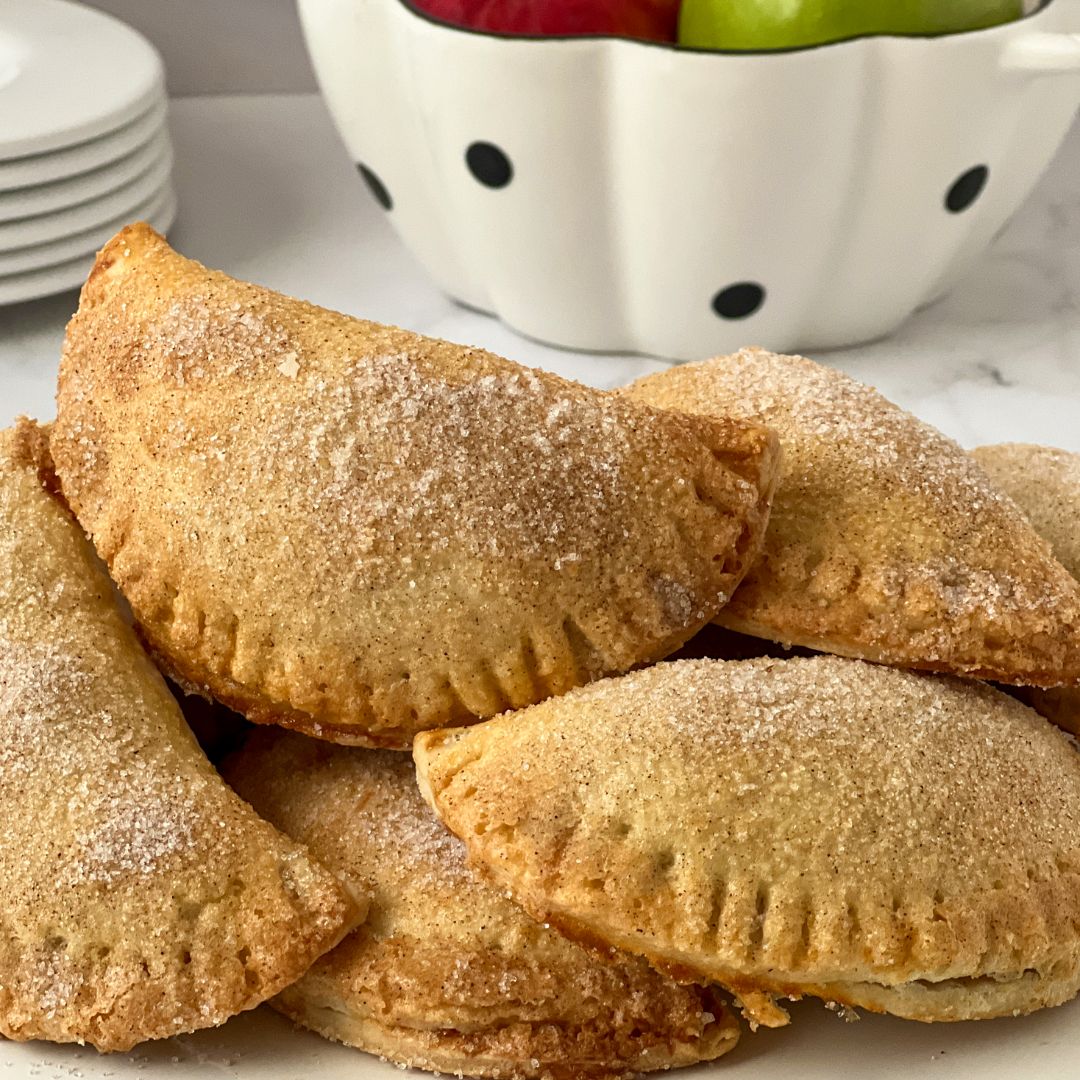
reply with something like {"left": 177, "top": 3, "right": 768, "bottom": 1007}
{"left": 407, "top": 0, "right": 680, "bottom": 42}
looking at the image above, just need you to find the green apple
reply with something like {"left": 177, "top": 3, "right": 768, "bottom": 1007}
{"left": 678, "top": 0, "right": 1024, "bottom": 50}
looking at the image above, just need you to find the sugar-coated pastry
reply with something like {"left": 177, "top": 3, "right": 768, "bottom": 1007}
{"left": 622, "top": 349, "right": 1080, "bottom": 687}
{"left": 223, "top": 730, "right": 740, "bottom": 1079}
{"left": 0, "top": 421, "right": 360, "bottom": 1052}
{"left": 972, "top": 443, "right": 1080, "bottom": 581}
{"left": 52, "top": 225, "right": 780, "bottom": 748}
{"left": 415, "top": 656, "right": 1080, "bottom": 1027}
{"left": 973, "top": 443, "right": 1080, "bottom": 732}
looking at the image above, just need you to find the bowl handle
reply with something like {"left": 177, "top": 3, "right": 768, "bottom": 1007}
{"left": 1003, "top": 31, "right": 1080, "bottom": 73}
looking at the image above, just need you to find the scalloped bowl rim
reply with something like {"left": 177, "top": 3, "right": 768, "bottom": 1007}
{"left": 395, "top": 0, "right": 1054, "bottom": 54}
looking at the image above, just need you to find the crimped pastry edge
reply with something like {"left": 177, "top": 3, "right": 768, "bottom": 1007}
{"left": 0, "top": 420, "right": 365, "bottom": 1051}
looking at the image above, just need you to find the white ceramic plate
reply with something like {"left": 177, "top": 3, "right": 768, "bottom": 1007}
{"left": 0, "top": 0, "right": 164, "bottom": 160}
{"left": 0, "top": 128, "right": 171, "bottom": 223}
{"left": 0, "top": 150, "right": 172, "bottom": 252}
{"left": 0, "top": 98, "right": 167, "bottom": 192}
{"left": 0, "top": 186, "right": 175, "bottom": 305}
{"left": 2, "top": 996, "right": 1080, "bottom": 1080}
{"left": 0, "top": 182, "right": 176, "bottom": 276}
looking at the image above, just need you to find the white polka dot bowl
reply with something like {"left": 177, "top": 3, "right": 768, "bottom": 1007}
{"left": 299, "top": 0, "right": 1080, "bottom": 361}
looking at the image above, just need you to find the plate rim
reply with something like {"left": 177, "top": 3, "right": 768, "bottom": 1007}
{"left": 0, "top": 150, "right": 173, "bottom": 250}
{"left": 0, "top": 97, "right": 168, "bottom": 192}
{"left": 0, "top": 0, "right": 165, "bottom": 161}
{"left": 0, "top": 128, "right": 172, "bottom": 223}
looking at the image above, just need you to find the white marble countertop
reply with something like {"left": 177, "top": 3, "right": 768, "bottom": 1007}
{"left": 2, "top": 92, "right": 1078, "bottom": 448}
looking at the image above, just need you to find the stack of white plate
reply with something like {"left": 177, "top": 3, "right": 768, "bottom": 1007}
{"left": 0, "top": 0, "right": 176, "bottom": 306}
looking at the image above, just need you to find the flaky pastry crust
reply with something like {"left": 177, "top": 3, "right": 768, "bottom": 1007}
{"left": 415, "top": 657, "right": 1080, "bottom": 1027}
{"left": 224, "top": 731, "right": 738, "bottom": 1078}
{"left": 52, "top": 225, "right": 779, "bottom": 747}
{"left": 0, "top": 421, "right": 359, "bottom": 1052}
{"left": 622, "top": 349, "right": 1080, "bottom": 688}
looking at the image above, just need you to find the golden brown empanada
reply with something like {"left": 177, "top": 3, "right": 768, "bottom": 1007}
{"left": 0, "top": 420, "right": 360, "bottom": 1052}
{"left": 223, "top": 729, "right": 739, "bottom": 1079}
{"left": 415, "top": 656, "right": 1080, "bottom": 1027}
{"left": 51, "top": 225, "right": 780, "bottom": 749}
{"left": 973, "top": 443, "right": 1080, "bottom": 733}
{"left": 622, "top": 349, "right": 1080, "bottom": 687}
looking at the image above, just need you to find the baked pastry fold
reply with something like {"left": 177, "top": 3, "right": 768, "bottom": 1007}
{"left": 52, "top": 224, "right": 780, "bottom": 748}
{"left": 0, "top": 421, "right": 359, "bottom": 1051}
{"left": 225, "top": 730, "right": 740, "bottom": 1078}
{"left": 414, "top": 656, "right": 1080, "bottom": 1027}
{"left": 622, "top": 349, "right": 1080, "bottom": 688}
{"left": 973, "top": 443, "right": 1080, "bottom": 733}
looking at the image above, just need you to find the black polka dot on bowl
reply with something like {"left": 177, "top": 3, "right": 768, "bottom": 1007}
{"left": 712, "top": 282, "right": 765, "bottom": 321}
{"left": 357, "top": 163, "right": 392, "bottom": 211}
{"left": 466, "top": 142, "right": 513, "bottom": 189}
{"left": 945, "top": 165, "right": 988, "bottom": 214}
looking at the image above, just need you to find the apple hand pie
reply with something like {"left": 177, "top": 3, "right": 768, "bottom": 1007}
{"left": 0, "top": 420, "right": 360, "bottom": 1052}
{"left": 973, "top": 443, "right": 1080, "bottom": 734}
{"left": 622, "top": 349, "right": 1080, "bottom": 688}
{"left": 414, "top": 656, "right": 1080, "bottom": 1028}
{"left": 51, "top": 225, "right": 780, "bottom": 749}
{"left": 223, "top": 729, "right": 739, "bottom": 1078}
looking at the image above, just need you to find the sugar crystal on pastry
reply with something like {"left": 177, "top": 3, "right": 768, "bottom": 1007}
{"left": 974, "top": 443, "right": 1080, "bottom": 734}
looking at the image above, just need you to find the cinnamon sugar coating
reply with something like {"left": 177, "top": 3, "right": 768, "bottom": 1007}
{"left": 0, "top": 420, "right": 359, "bottom": 1052}
{"left": 52, "top": 225, "right": 779, "bottom": 748}
{"left": 974, "top": 443, "right": 1080, "bottom": 733}
{"left": 972, "top": 444, "right": 1080, "bottom": 585}
{"left": 224, "top": 730, "right": 739, "bottom": 1078}
{"left": 415, "top": 657, "right": 1080, "bottom": 1028}
{"left": 622, "top": 349, "right": 1080, "bottom": 688}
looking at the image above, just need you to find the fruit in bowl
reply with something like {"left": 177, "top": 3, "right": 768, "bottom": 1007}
{"left": 408, "top": 0, "right": 1023, "bottom": 46}
{"left": 678, "top": 0, "right": 1025, "bottom": 50}
{"left": 407, "top": 0, "right": 680, "bottom": 41}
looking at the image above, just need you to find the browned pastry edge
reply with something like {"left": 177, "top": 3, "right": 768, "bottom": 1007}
{"left": 271, "top": 981, "right": 740, "bottom": 1080}
{"left": 717, "top": 611, "right": 1078, "bottom": 689}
